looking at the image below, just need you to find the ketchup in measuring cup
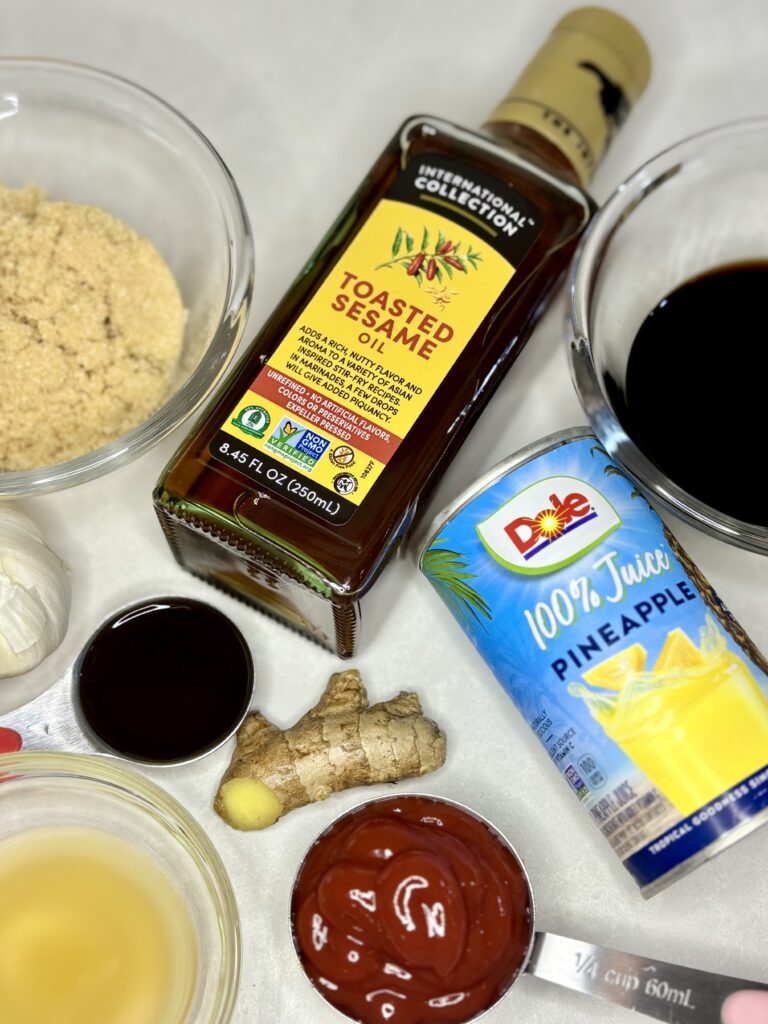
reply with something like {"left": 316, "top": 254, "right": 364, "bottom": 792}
{"left": 291, "top": 795, "right": 532, "bottom": 1024}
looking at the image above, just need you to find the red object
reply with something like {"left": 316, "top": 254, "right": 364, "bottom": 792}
{"left": 292, "top": 796, "right": 532, "bottom": 1024}
{"left": 0, "top": 728, "right": 22, "bottom": 754}
{"left": 406, "top": 252, "right": 426, "bottom": 275}
{"left": 250, "top": 369, "right": 403, "bottom": 464}
{"left": 443, "top": 255, "right": 465, "bottom": 271}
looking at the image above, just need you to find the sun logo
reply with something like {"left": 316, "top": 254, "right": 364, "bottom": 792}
{"left": 534, "top": 508, "right": 568, "bottom": 539}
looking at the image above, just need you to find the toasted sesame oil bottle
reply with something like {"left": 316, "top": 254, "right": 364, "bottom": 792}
{"left": 154, "top": 8, "right": 650, "bottom": 657}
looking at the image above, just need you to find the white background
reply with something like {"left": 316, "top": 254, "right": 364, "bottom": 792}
{"left": 2, "top": 1, "right": 768, "bottom": 1022}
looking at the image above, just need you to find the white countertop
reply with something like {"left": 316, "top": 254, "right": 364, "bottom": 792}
{"left": 2, "top": 1, "right": 768, "bottom": 1021}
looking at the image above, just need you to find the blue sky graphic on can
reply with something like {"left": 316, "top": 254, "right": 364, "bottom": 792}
{"left": 419, "top": 430, "right": 768, "bottom": 896}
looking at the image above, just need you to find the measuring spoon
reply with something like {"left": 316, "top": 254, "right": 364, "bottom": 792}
{"left": 0, "top": 597, "right": 254, "bottom": 767}
{"left": 291, "top": 794, "right": 768, "bottom": 1023}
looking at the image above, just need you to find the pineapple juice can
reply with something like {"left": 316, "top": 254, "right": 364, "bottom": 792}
{"left": 419, "top": 427, "right": 768, "bottom": 895}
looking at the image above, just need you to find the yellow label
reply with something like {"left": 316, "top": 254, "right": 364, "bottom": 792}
{"left": 213, "top": 190, "right": 523, "bottom": 524}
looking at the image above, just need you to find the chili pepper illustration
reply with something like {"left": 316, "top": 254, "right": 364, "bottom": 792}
{"left": 444, "top": 255, "right": 466, "bottom": 272}
{"left": 406, "top": 252, "right": 426, "bottom": 275}
{"left": 375, "top": 228, "right": 481, "bottom": 295}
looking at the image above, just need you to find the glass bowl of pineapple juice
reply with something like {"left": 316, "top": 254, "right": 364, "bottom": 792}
{"left": 0, "top": 753, "right": 240, "bottom": 1024}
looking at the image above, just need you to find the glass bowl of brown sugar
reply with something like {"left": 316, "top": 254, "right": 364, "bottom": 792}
{"left": 0, "top": 59, "right": 253, "bottom": 496}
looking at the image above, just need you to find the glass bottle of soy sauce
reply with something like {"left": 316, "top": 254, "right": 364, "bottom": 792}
{"left": 154, "top": 8, "right": 650, "bottom": 656}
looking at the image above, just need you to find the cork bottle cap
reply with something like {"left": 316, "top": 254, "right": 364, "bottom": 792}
{"left": 484, "top": 7, "right": 651, "bottom": 186}
{"left": 554, "top": 7, "right": 651, "bottom": 99}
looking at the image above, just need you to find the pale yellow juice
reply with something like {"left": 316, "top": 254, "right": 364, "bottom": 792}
{"left": 0, "top": 827, "right": 197, "bottom": 1024}
{"left": 570, "top": 621, "right": 768, "bottom": 816}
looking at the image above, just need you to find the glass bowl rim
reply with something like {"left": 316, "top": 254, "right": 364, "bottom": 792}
{"left": 569, "top": 116, "right": 768, "bottom": 554}
{"left": 0, "top": 749, "right": 242, "bottom": 1024}
{"left": 0, "top": 57, "right": 254, "bottom": 497}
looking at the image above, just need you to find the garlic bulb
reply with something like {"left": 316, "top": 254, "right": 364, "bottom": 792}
{"left": 0, "top": 504, "right": 70, "bottom": 678}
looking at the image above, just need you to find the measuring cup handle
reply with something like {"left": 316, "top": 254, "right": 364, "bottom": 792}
{"left": 527, "top": 931, "right": 768, "bottom": 1023}
{"left": 0, "top": 677, "right": 98, "bottom": 756}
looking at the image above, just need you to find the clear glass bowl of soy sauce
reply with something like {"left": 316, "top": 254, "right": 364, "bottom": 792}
{"left": 570, "top": 118, "right": 768, "bottom": 554}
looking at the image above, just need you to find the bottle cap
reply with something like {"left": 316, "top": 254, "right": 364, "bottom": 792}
{"left": 485, "top": 7, "right": 651, "bottom": 185}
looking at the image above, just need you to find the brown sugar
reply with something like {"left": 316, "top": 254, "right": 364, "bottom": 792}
{"left": 0, "top": 184, "right": 185, "bottom": 471}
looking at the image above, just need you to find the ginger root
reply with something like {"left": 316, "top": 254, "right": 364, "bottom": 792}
{"left": 214, "top": 669, "right": 446, "bottom": 830}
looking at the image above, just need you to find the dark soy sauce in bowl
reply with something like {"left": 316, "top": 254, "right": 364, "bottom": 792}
{"left": 76, "top": 598, "right": 253, "bottom": 764}
{"left": 609, "top": 262, "right": 767, "bottom": 526}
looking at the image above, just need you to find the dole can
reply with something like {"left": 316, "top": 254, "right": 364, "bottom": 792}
{"left": 418, "top": 427, "right": 768, "bottom": 896}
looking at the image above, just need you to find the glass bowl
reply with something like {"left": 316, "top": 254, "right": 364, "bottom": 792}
{"left": 569, "top": 119, "right": 768, "bottom": 554}
{"left": 0, "top": 752, "right": 241, "bottom": 1024}
{"left": 0, "top": 59, "right": 253, "bottom": 496}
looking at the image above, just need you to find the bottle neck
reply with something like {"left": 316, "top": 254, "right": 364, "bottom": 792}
{"left": 481, "top": 10, "right": 650, "bottom": 188}
{"left": 480, "top": 120, "right": 584, "bottom": 189}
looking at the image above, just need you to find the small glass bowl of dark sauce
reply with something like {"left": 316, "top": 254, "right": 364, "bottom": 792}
{"left": 0, "top": 597, "right": 254, "bottom": 768}
{"left": 570, "top": 119, "right": 768, "bottom": 553}
{"left": 75, "top": 598, "right": 254, "bottom": 765}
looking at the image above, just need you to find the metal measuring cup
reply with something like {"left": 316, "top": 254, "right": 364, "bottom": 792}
{"left": 0, "top": 596, "right": 254, "bottom": 767}
{"left": 289, "top": 794, "right": 768, "bottom": 1023}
